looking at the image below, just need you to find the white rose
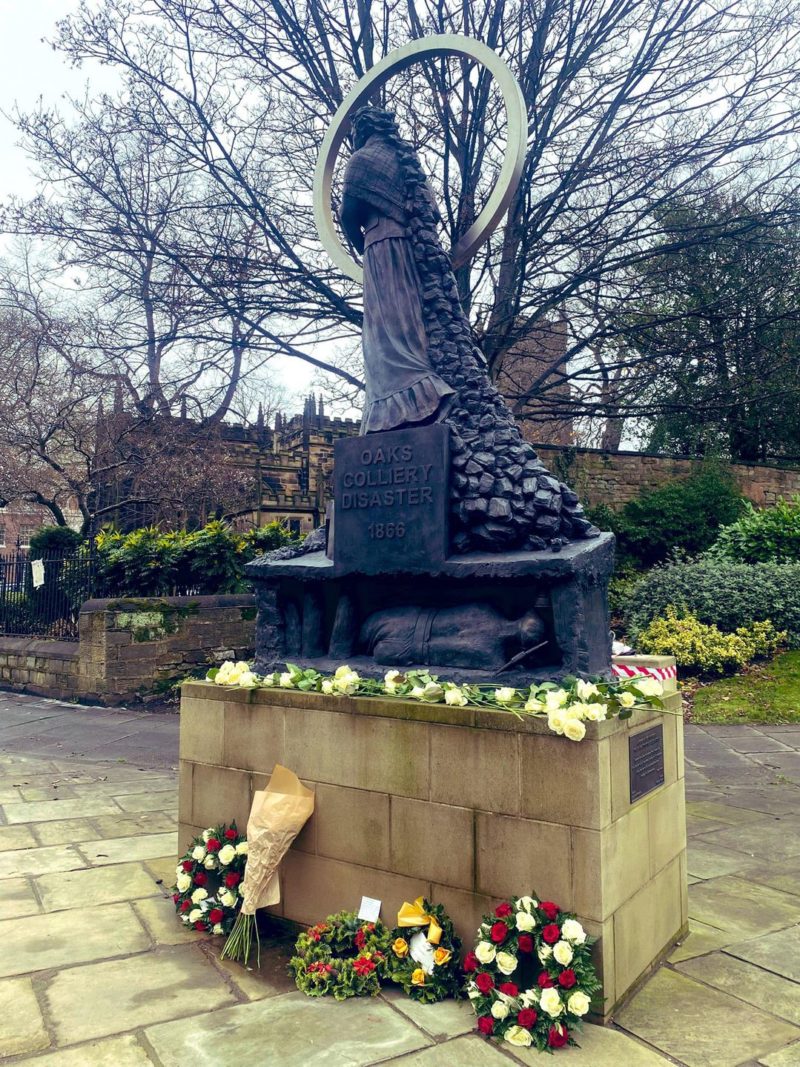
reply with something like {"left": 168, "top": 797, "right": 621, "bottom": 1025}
{"left": 568, "top": 991, "right": 591, "bottom": 1016}
{"left": 564, "top": 717, "right": 587, "bottom": 742}
{"left": 494, "top": 687, "right": 516, "bottom": 704}
{"left": 491, "top": 1000, "right": 510, "bottom": 1020}
{"left": 540, "top": 987, "right": 563, "bottom": 1017}
{"left": 188, "top": 908, "right": 203, "bottom": 923}
{"left": 561, "top": 919, "right": 586, "bottom": 944}
{"left": 445, "top": 686, "right": 468, "bottom": 706}
{"left": 279, "top": 672, "right": 294, "bottom": 687}
{"left": 618, "top": 690, "right": 636, "bottom": 708}
{"left": 635, "top": 676, "right": 663, "bottom": 697}
{"left": 191, "top": 845, "right": 206, "bottom": 861}
{"left": 214, "top": 661, "right": 236, "bottom": 685}
{"left": 584, "top": 702, "right": 608, "bottom": 722}
{"left": 495, "top": 951, "right": 517, "bottom": 975}
{"left": 333, "top": 669, "right": 360, "bottom": 695}
{"left": 517, "top": 895, "right": 537, "bottom": 913}
{"left": 553, "top": 940, "right": 573, "bottom": 966}
{"left": 175, "top": 864, "right": 184, "bottom": 877}
{"left": 218, "top": 844, "right": 236, "bottom": 866}
{"left": 203, "top": 855, "right": 217, "bottom": 870}
{"left": 384, "top": 669, "right": 402, "bottom": 689}
{"left": 237, "top": 670, "right": 258, "bottom": 688}
{"left": 202, "top": 829, "right": 214, "bottom": 842}
{"left": 548, "top": 710, "right": 567, "bottom": 735}
{"left": 409, "top": 686, "right": 425, "bottom": 699}
{"left": 321, "top": 679, "right": 334, "bottom": 694}
{"left": 236, "top": 841, "right": 248, "bottom": 855}
{"left": 475, "top": 941, "right": 496, "bottom": 964}
{"left": 564, "top": 702, "right": 590, "bottom": 719}
{"left": 544, "top": 689, "right": 568, "bottom": 710}
{"left": 420, "top": 681, "right": 444, "bottom": 701}
{"left": 520, "top": 989, "right": 539, "bottom": 1007}
{"left": 524, "top": 697, "right": 545, "bottom": 713}
{"left": 175, "top": 872, "right": 191, "bottom": 892}
{"left": 538, "top": 944, "right": 553, "bottom": 963}
{"left": 515, "top": 911, "right": 536, "bottom": 932}
{"left": 219, "top": 889, "right": 237, "bottom": 908}
{"left": 576, "top": 679, "right": 599, "bottom": 700}
{"left": 182, "top": 915, "right": 190, "bottom": 924}
{"left": 190, "top": 887, "right": 208, "bottom": 904}
{"left": 212, "top": 923, "right": 224, "bottom": 935}
{"left": 504, "top": 1025, "right": 533, "bottom": 1048}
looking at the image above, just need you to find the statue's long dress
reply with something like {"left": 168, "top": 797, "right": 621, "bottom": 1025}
{"left": 360, "top": 211, "right": 454, "bottom": 434}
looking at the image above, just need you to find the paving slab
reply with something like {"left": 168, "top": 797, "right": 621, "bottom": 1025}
{"left": 0, "top": 900, "right": 149, "bottom": 977}
{"left": 0, "top": 975, "right": 50, "bottom": 1056}
{"left": 381, "top": 986, "right": 476, "bottom": 1040}
{"left": 114, "top": 791, "right": 178, "bottom": 813}
{"left": 687, "top": 839, "right": 755, "bottom": 879}
{"left": 131, "top": 896, "right": 211, "bottom": 947}
{"left": 80, "top": 831, "right": 177, "bottom": 866}
{"left": 209, "top": 939, "right": 298, "bottom": 1000}
{"left": 678, "top": 952, "right": 800, "bottom": 1025}
{"left": 34, "top": 860, "right": 161, "bottom": 912}
{"left": 1, "top": 796, "right": 124, "bottom": 824}
{"left": 688, "top": 876, "right": 800, "bottom": 937}
{"left": 0, "top": 843, "right": 85, "bottom": 880}
{"left": 381, "top": 1035, "right": 510, "bottom": 1065}
{"left": 685, "top": 801, "right": 774, "bottom": 826}
{"left": 507, "top": 1022, "right": 675, "bottom": 1065}
{"left": 759, "top": 1041, "right": 800, "bottom": 1065}
{"left": 10, "top": 1034, "right": 155, "bottom": 1066}
{"left": 33, "top": 818, "right": 110, "bottom": 846}
{"left": 90, "top": 812, "right": 177, "bottom": 838}
{"left": 616, "top": 967, "right": 800, "bottom": 1067}
{"left": 726, "top": 926, "right": 800, "bottom": 984}
{"left": 1, "top": 875, "right": 43, "bottom": 919}
{"left": 668, "top": 920, "right": 740, "bottom": 963}
{"left": 144, "top": 992, "right": 432, "bottom": 1067}
{"left": 0, "top": 823, "right": 37, "bottom": 852}
{"left": 45, "top": 944, "right": 237, "bottom": 1045}
{"left": 698, "top": 817, "right": 800, "bottom": 863}
{"left": 742, "top": 857, "right": 800, "bottom": 898}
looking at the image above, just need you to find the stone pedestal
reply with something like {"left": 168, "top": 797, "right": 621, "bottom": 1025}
{"left": 178, "top": 656, "right": 686, "bottom": 1021}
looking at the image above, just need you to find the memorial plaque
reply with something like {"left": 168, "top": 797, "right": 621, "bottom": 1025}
{"left": 629, "top": 724, "right": 665, "bottom": 802}
{"left": 333, "top": 424, "right": 449, "bottom": 574}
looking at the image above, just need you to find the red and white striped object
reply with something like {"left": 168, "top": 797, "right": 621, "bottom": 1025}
{"left": 612, "top": 663, "right": 677, "bottom": 682}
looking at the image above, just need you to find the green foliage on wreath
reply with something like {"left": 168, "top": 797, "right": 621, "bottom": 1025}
{"left": 387, "top": 901, "right": 463, "bottom": 1004}
{"left": 290, "top": 912, "right": 393, "bottom": 1001}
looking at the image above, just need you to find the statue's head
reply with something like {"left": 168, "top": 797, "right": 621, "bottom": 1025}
{"left": 352, "top": 106, "right": 400, "bottom": 149}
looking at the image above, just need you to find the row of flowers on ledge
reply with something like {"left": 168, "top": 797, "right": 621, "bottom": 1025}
{"left": 206, "top": 661, "right": 665, "bottom": 742}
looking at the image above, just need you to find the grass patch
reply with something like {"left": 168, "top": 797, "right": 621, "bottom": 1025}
{"left": 690, "top": 651, "right": 800, "bottom": 724}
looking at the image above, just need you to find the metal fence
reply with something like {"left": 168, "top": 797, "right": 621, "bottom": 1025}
{"left": 0, "top": 551, "right": 98, "bottom": 642}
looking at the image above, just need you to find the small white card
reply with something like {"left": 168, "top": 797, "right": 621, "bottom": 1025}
{"left": 409, "top": 930, "right": 435, "bottom": 974}
{"left": 357, "top": 896, "right": 382, "bottom": 923}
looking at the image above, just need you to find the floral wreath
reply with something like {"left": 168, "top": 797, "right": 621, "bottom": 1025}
{"left": 388, "top": 897, "right": 463, "bottom": 1003}
{"left": 172, "top": 822, "right": 248, "bottom": 934}
{"left": 465, "top": 895, "right": 601, "bottom": 1052}
{"left": 290, "top": 911, "right": 392, "bottom": 1000}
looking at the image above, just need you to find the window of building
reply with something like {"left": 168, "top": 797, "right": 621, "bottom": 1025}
{"left": 18, "top": 526, "right": 37, "bottom": 549}
{"left": 0, "top": 523, "right": 5, "bottom": 548}
{"left": 289, "top": 519, "right": 301, "bottom": 536}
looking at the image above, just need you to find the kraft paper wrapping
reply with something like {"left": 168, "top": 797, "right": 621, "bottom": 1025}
{"left": 240, "top": 765, "right": 314, "bottom": 914}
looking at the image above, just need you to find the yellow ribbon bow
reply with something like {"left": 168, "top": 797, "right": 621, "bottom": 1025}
{"left": 396, "top": 897, "right": 442, "bottom": 945}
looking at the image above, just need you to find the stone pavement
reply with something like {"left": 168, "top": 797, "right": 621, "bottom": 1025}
{"left": 0, "top": 691, "right": 799, "bottom": 1067}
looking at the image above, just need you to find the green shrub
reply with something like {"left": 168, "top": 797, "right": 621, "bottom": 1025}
{"left": 709, "top": 496, "right": 800, "bottom": 563}
{"left": 29, "top": 525, "right": 84, "bottom": 559}
{"left": 637, "top": 607, "right": 786, "bottom": 675}
{"left": 626, "top": 559, "right": 800, "bottom": 647}
{"left": 588, "top": 466, "right": 745, "bottom": 569}
{"left": 240, "top": 521, "right": 297, "bottom": 559}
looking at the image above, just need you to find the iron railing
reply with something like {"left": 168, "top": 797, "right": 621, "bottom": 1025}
{"left": 0, "top": 551, "right": 98, "bottom": 642}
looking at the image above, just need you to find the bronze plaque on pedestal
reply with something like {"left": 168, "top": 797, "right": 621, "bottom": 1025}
{"left": 629, "top": 724, "right": 665, "bottom": 802}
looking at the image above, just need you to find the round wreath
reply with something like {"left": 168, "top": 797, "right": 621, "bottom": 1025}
{"left": 171, "top": 822, "right": 248, "bottom": 935}
{"left": 388, "top": 898, "right": 463, "bottom": 1003}
{"left": 290, "top": 911, "right": 392, "bottom": 1000}
{"left": 465, "top": 895, "right": 601, "bottom": 1052}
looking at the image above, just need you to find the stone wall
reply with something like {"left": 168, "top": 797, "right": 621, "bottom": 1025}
{"left": 179, "top": 660, "right": 686, "bottom": 1020}
{"left": 535, "top": 445, "right": 800, "bottom": 508}
{"left": 0, "top": 595, "right": 256, "bottom": 704}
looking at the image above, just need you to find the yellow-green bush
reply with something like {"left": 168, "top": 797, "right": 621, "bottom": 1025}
{"left": 637, "top": 607, "right": 786, "bottom": 675}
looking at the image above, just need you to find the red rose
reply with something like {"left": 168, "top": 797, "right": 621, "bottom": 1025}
{"left": 542, "top": 923, "right": 560, "bottom": 944}
{"left": 181, "top": 860, "right": 193, "bottom": 872}
{"left": 193, "top": 871, "right": 208, "bottom": 886}
{"left": 206, "top": 838, "right": 221, "bottom": 853}
{"left": 477, "top": 1017, "right": 494, "bottom": 1036}
{"left": 558, "top": 968, "right": 577, "bottom": 989}
{"left": 353, "top": 956, "right": 375, "bottom": 976}
{"left": 490, "top": 921, "right": 509, "bottom": 943}
{"left": 194, "top": 920, "right": 207, "bottom": 931}
{"left": 540, "top": 901, "right": 560, "bottom": 921}
{"left": 180, "top": 900, "right": 191, "bottom": 913}
{"left": 172, "top": 893, "right": 179, "bottom": 903}
{"left": 308, "top": 929, "right": 321, "bottom": 942}
{"left": 475, "top": 972, "right": 494, "bottom": 994}
{"left": 208, "top": 908, "right": 224, "bottom": 924}
{"left": 518, "top": 1008, "right": 538, "bottom": 1029}
{"left": 518, "top": 934, "right": 534, "bottom": 953}
{"left": 495, "top": 902, "right": 513, "bottom": 918}
{"left": 464, "top": 951, "right": 479, "bottom": 972}
{"left": 499, "top": 982, "right": 519, "bottom": 997}
{"left": 224, "top": 872, "right": 241, "bottom": 888}
{"left": 538, "top": 972, "right": 554, "bottom": 988}
{"left": 548, "top": 1024, "right": 569, "bottom": 1049}
{"left": 225, "top": 828, "right": 238, "bottom": 840}
{"left": 355, "top": 929, "right": 366, "bottom": 950}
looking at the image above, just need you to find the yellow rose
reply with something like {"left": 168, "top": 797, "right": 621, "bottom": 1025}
{"left": 433, "top": 947, "right": 452, "bottom": 967}
{"left": 392, "top": 937, "right": 409, "bottom": 959}
{"left": 411, "top": 968, "right": 426, "bottom": 986}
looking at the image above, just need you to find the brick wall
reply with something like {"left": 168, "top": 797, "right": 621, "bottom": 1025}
{"left": 534, "top": 445, "right": 800, "bottom": 508}
{"left": 0, "top": 595, "right": 256, "bottom": 704}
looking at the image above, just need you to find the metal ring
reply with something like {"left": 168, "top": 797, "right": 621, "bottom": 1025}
{"left": 313, "top": 34, "right": 528, "bottom": 283}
